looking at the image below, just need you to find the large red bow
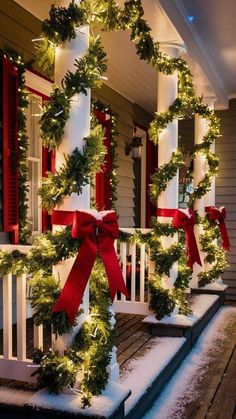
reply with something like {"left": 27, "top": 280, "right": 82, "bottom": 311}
{"left": 205, "top": 206, "right": 230, "bottom": 251}
{"left": 157, "top": 208, "right": 202, "bottom": 270}
{"left": 51, "top": 210, "right": 128, "bottom": 324}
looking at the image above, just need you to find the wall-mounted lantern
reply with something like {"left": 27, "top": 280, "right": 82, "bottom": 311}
{"left": 125, "top": 135, "right": 143, "bottom": 160}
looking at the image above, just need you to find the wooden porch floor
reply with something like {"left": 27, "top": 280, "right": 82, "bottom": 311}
{"left": 115, "top": 313, "right": 151, "bottom": 370}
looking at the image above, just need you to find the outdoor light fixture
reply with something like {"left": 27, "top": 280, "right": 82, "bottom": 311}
{"left": 125, "top": 135, "right": 143, "bottom": 160}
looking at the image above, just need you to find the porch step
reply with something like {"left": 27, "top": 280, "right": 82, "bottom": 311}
{"left": 0, "top": 381, "right": 131, "bottom": 419}
{"left": 0, "top": 294, "right": 223, "bottom": 419}
{"left": 121, "top": 293, "right": 223, "bottom": 419}
{"left": 142, "top": 293, "right": 221, "bottom": 339}
{"left": 191, "top": 283, "right": 228, "bottom": 305}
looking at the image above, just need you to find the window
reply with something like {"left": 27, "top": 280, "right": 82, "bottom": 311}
{"left": 25, "top": 93, "right": 42, "bottom": 237}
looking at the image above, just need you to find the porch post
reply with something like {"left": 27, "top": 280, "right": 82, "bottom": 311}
{"left": 52, "top": 14, "right": 90, "bottom": 352}
{"left": 157, "top": 42, "right": 183, "bottom": 289}
{"left": 204, "top": 97, "right": 217, "bottom": 207}
{"left": 191, "top": 96, "right": 216, "bottom": 288}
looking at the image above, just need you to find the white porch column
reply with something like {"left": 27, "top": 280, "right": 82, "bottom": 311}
{"left": 191, "top": 96, "right": 216, "bottom": 288}
{"left": 157, "top": 42, "right": 183, "bottom": 289}
{"left": 52, "top": 14, "right": 90, "bottom": 353}
{"left": 205, "top": 98, "right": 217, "bottom": 207}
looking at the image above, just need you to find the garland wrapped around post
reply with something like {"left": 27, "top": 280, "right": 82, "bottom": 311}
{"left": 0, "top": 0, "right": 229, "bottom": 406}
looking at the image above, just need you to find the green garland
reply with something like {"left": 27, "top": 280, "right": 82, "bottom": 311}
{"left": 1, "top": 49, "right": 31, "bottom": 243}
{"left": 118, "top": 225, "right": 192, "bottom": 318}
{"left": 29, "top": 271, "right": 79, "bottom": 336}
{"left": 31, "top": 260, "right": 115, "bottom": 407}
{"left": 150, "top": 150, "right": 185, "bottom": 204}
{"left": 39, "top": 36, "right": 107, "bottom": 150}
{"left": 198, "top": 217, "right": 228, "bottom": 287}
{"left": 32, "top": 350, "right": 78, "bottom": 394}
{"left": 36, "top": 0, "right": 222, "bottom": 212}
{"left": 40, "top": 87, "right": 71, "bottom": 150}
{"left": 92, "top": 99, "right": 119, "bottom": 208}
{"left": 39, "top": 120, "right": 106, "bottom": 212}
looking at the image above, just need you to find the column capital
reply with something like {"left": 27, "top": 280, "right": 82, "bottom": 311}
{"left": 159, "top": 41, "right": 187, "bottom": 56}
{"left": 203, "top": 96, "right": 217, "bottom": 109}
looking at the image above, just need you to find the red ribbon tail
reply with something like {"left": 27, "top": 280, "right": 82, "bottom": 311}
{"left": 52, "top": 239, "right": 97, "bottom": 324}
{"left": 220, "top": 222, "right": 231, "bottom": 251}
{"left": 100, "top": 237, "right": 129, "bottom": 301}
{"left": 186, "top": 228, "right": 202, "bottom": 270}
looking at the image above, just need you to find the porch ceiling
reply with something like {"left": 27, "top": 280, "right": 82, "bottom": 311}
{"left": 14, "top": 0, "right": 228, "bottom": 113}
{"left": 182, "top": 0, "right": 236, "bottom": 99}
{"left": 159, "top": 0, "right": 236, "bottom": 109}
{"left": 98, "top": 29, "right": 157, "bottom": 115}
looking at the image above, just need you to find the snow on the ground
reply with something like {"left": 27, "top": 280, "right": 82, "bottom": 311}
{"left": 0, "top": 387, "right": 33, "bottom": 405}
{"left": 143, "top": 294, "right": 219, "bottom": 326}
{"left": 120, "top": 336, "right": 186, "bottom": 413}
{"left": 143, "top": 306, "right": 236, "bottom": 419}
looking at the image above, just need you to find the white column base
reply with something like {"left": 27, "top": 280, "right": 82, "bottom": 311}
{"left": 107, "top": 347, "right": 120, "bottom": 382}
{"left": 108, "top": 305, "right": 119, "bottom": 382}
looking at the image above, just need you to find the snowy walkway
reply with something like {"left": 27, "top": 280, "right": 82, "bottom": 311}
{"left": 143, "top": 305, "right": 236, "bottom": 419}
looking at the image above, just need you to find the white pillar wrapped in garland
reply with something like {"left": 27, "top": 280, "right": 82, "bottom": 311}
{"left": 157, "top": 42, "right": 183, "bottom": 290}
{"left": 204, "top": 97, "right": 217, "bottom": 207}
{"left": 52, "top": 23, "right": 90, "bottom": 353}
{"left": 191, "top": 96, "right": 216, "bottom": 288}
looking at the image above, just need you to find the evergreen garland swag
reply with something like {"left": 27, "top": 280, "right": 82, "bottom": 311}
{"left": 32, "top": 260, "right": 115, "bottom": 407}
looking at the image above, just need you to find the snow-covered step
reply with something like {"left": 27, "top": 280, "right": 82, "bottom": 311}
{"left": 142, "top": 294, "right": 220, "bottom": 339}
{"left": 121, "top": 293, "right": 222, "bottom": 419}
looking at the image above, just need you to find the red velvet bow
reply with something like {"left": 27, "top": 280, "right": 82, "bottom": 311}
{"left": 51, "top": 210, "right": 128, "bottom": 324}
{"left": 205, "top": 206, "right": 230, "bottom": 251}
{"left": 172, "top": 209, "right": 202, "bottom": 269}
{"left": 157, "top": 208, "right": 202, "bottom": 270}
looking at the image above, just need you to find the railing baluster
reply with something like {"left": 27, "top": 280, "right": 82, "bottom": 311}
{"left": 121, "top": 242, "right": 127, "bottom": 302}
{"left": 131, "top": 244, "right": 136, "bottom": 302}
{"left": 140, "top": 244, "right": 145, "bottom": 303}
{"left": 17, "top": 274, "right": 27, "bottom": 361}
{"left": 34, "top": 325, "right": 43, "bottom": 350}
{"left": 3, "top": 274, "right": 12, "bottom": 359}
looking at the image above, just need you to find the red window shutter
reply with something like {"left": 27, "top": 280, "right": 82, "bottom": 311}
{"left": 2, "top": 58, "right": 19, "bottom": 244}
{"left": 95, "top": 110, "right": 111, "bottom": 211}
{"left": 146, "top": 135, "right": 158, "bottom": 227}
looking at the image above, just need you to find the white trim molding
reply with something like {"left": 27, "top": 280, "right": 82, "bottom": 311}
{"left": 25, "top": 70, "right": 53, "bottom": 97}
{"left": 158, "top": 0, "right": 228, "bottom": 109}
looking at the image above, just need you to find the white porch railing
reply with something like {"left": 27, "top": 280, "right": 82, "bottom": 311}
{"left": 0, "top": 230, "right": 153, "bottom": 383}
{"left": 0, "top": 245, "right": 91, "bottom": 383}
{"left": 113, "top": 228, "right": 153, "bottom": 315}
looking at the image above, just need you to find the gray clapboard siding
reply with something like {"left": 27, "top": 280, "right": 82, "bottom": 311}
{"left": 93, "top": 84, "right": 152, "bottom": 227}
{"left": 216, "top": 99, "right": 236, "bottom": 300}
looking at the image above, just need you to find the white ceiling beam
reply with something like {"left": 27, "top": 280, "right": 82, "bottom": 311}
{"left": 158, "top": 0, "right": 228, "bottom": 108}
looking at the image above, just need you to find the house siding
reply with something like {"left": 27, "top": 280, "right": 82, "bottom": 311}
{"left": 216, "top": 99, "right": 236, "bottom": 301}
{"left": 0, "top": 0, "right": 154, "bottom": 229}
{"left": 93, "top": 84, "right": 153, "bottom": 227}
{"left": 0, "top": 0, "right": 40, "bottom": 64}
